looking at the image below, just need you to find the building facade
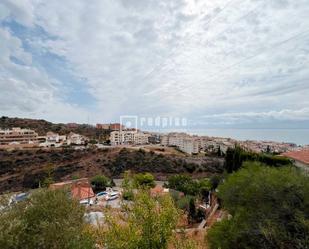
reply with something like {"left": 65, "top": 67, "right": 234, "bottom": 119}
{"left": 96, "top": 123, "right": 125, "bottom": 130}
{"left": 110, "top": 131, "right": 149, "bottom": 145}
{"left": 96, "top": 123, "right": 110, "bottom": 130}
{"left": 67, "top": 132, "right": 88, "bottom": 145}
{"left": 0, "top": 127, "right": 38, "bottom": 145}
{"left": 160, "top": 133, "right": 199, "bottom": 155}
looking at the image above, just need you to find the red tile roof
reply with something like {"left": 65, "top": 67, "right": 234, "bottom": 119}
{"left": 282, "top": 149, "right": 309, "bottom": 165}
{"left": 49, "top": 178, "right": 95, "bottom": 200}
{"left": 71, "top": 182, "right": 95, "bottom": 201}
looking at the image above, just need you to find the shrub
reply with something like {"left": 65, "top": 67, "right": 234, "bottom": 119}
{"left": 207, "top": 162, "right": 309, "bottom": 249}
{"left": 133, "top": 172, "right": 155, "bottom": 189}
{"left": 0, "top": 189, "right": 95, "bottom": 249}
{"left": 91, "top": 175, "right": 110, "bottom": 191}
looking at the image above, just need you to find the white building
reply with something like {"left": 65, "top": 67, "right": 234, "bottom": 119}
{"left": 134, "top": 132, "right": 150, "bottom": 145}
{"left": 0, "top": 127, "right": 38, "bottom": 146}
{"left": 160, "top": 135, "right": 169, "bottom": 146}
{"left": 160, "top": 133, "right": 199, "bottom": 155}
{"left": 67, "top": 132, "right": 88, "bottom": 145}
{"left": 179, "top": 138, "right": 199, "bottom": 155}
{"left": 110, "top": 131, "right": 149, "bottom": 145}
{"left": 44, "top": 132, "right": 67, "bottom": 147}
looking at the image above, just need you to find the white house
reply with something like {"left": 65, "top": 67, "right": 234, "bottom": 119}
{"left": 67, "top": 132, "right": 88, "bottom": 145}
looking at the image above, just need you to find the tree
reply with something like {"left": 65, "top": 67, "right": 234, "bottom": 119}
{"left": 224, "top": 145, "right": 243, "bottom": 173}
{"left": 0, "top": 189, "right": 95, "bottom": 249}
{"left": 91, "top": 174, "right": 110, "bottom": 191}
{"left": 121, "top": 170, "right": 134, "bottom": 200}
{"left": 207, "top": 162, "right": 309, "bottom": 249}
{"left": 41, "top": 163, "right": 55, "bottom": 187}
{"left": 198, "top": 178, "right": 211, "bottom": 200}
{"left": 167, "top": 175, "right": 195, "bottom": 195}
{"left": 266, "top": 145, "right": 271, "bottom": 154}
{"left": 167, "top": 175, "right": 210, "bottom": 197}
{"left": 224, "top": 145, "right": 292, "bottom": 173}
{"left": 209, "top": 175, "right": 221, "bottom": 190}
{"left": 100, "top": 191, "right": 179, "bottom": 249}
{"left": 188, "top": 198, "right": 196, "bottom": 224}
{"left": 217, "top": 146, "right": 222, "bottom": 157}
{"left": 133, "top": 172, "right": 155, "bottom": 189}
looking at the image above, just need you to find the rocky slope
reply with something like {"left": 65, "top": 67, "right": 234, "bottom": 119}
{"left": 0, "top": 147, "right": 224, "bottom": 193}
{"left": 0, "top": 116, "right": 109, "bottom": 140}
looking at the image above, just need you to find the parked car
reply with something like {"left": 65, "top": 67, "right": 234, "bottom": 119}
{"left": 96, "top": 191, "right": 108, "bottom": 198}
{"left": 106, "top": 191, "right": 119, "bottom": 201}
{"left": 9, "top": 192, "right": 29, "bottom": 205}
{"left": 80, "top": 199, "right": 94, "bottom": 206}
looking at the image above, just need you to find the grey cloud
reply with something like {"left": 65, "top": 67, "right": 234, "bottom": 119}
{"left": 0, "top": 0, "right": 34, "bottom": 27}
{"left": 1, "top": 0, "right": 309, "bottom": 127}
{"left": 0, "top": 24, "right": 90, "bottom": 123}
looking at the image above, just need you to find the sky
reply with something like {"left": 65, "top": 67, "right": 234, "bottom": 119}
{"left": 0, "top": 0, "right": 309, "bottom": 129}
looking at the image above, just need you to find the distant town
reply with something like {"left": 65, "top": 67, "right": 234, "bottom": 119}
{"left": 0, "top": 121, "right": 308, "bottom": 156}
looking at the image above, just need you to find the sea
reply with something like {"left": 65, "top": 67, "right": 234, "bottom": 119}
{"left": 187, "top": 129, "right": 309, "bottom": 146}
{"left": 153, "top": 128, "right": 309, "bottom": 146}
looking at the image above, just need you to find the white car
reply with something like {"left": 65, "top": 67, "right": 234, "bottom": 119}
{"left": 106, "top": 191, "right": 119, "bottom": 201}
{"left": 80, "top": 199, "right": 94, "bottom": 206}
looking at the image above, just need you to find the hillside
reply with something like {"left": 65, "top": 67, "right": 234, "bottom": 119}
{"left": 0, "top": 147, "right": 224, "bottom": 193}
{"left": 0, "top": 116, "right": 109, "bottom": 140}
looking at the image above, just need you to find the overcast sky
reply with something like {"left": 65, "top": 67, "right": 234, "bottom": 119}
{"left": 0, "top": 0, "right": 309, "bottom": 128}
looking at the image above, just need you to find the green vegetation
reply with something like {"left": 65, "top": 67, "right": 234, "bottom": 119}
{"left": 224, "top": 145, "right": 292, "bottom": 173}
{"left": 0, "top": 189, "right": 95, "bottom": 249}
{"left": 207, "top": 162, "right": 309, "bottom": 249}
{"left": 133, "top": 172, "right": 156, "bottom": 188}
{"left": 209, "top": 174, "right": 222, "bottom": 190}
{"left": 166, "top": 175, "right": 211, "bottom": 223}
{"left": 121, "top": 170, "right": 135, "bottom": 200}
{"left": 99, "top": 190, "right": 200, "bottom": 248}
{"left": 188, "top": 198, "right": 197, "bottom": 223}
{"left": 167, "top": 174, "right": 211, "bottom": 197}
{"left": 100, "top": 191, "right": 179, "bottom": 249}
{"left": 90, "top": 174, "right": 111, "bottom": 191}
{"left": 41, "top": 163, "right": 55, "bottom": 187}
{"left": 121, "top": 171, "right": 156, "bottom": 199}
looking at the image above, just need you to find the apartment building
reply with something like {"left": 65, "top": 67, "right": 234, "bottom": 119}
{"left": 0, "top": 127, "right": 38, "bottom": 145}
{"left": 147, "top": 133, "right": 161, "bottom": 144}
{"left": 180, "top": 138, "right": 199, "bottom": 155}
{"left": 110, "top": 123, "right": 125, "bottom": 131}
{"left": 134, "top": 132, "right": 150, "bottom": 145}
{"left": 160, "top": 133, "right": 199, "bottom": 155}
{"left": 160, "top": 135, "right": 169, "bottom": 146}
{"left": 96, "top": 123, "right": 125, "bottom": 130}
{"left": 110, "top": 131, "right": 149, "bottom": 145}
{"left": 96, "top": 123, "right": 110, "bottom": 130}
{"left": 67, "top": 123, "right": 79, "bottom": 128}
